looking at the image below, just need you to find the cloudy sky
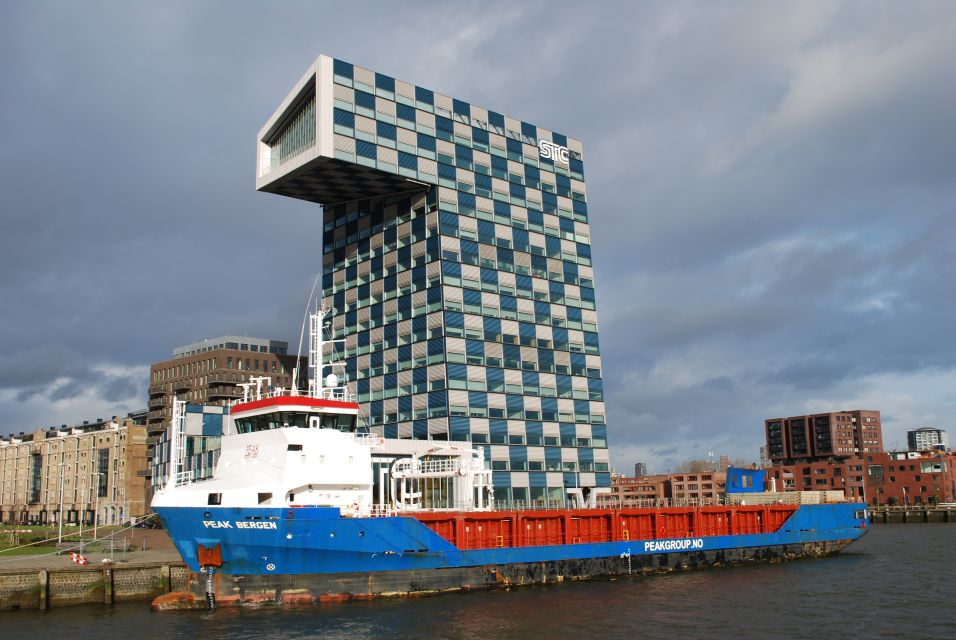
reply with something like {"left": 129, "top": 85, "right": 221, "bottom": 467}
{"left": 2, "top": 1, "right": 954, "bottom": 472}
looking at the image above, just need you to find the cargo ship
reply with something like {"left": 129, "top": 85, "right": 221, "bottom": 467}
{"left": 151, "top": 309, "right": 869, "bottom": 610}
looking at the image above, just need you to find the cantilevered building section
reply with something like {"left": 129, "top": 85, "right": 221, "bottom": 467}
{"left": 257, "top": 55, "right": 609, "bottom": 505}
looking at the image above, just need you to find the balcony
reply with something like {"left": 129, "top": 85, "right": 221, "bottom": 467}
{"left": 148, "top": 397, "right": 166, "bottom": 410}
{"left": 173, "top": 381, "right": 192, "bottom": 393}
{"left": 208, "top": 386, "right": 241, "bottom": 400}
{"left": 148, "top": 384, "right": 166, "bottom": 397}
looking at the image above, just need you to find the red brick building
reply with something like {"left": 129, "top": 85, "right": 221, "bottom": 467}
{"left": 600, "top": 474, "right": 669, "bottom": 506}
{"left": 765, "top": 410, "right": 883, "bottom": 463}
{"left": 766, "top": 450, "right": 956, "bottom": 506}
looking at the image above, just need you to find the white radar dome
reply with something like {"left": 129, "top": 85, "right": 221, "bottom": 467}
{"left": 325, "top": 374, "right": 339, "bottom": 387}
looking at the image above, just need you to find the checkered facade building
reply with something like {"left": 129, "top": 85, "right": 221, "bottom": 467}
{"left": 257, "top": 56, "right": 610, "bottom": 505}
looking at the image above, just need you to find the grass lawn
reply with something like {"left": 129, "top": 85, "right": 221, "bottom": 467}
{"left": 0, "top": 545, "right": 59, "bottom": 556}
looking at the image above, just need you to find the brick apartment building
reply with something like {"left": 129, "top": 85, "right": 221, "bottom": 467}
{"left": 600, "top": 471, "right": 727, "bottom": 506}
{"left": 0, "top": 417, "right": 149, "bottom": 525}
{"left": 765, "top": 410, "right": 883, "bottom": 463}
{"left": 147, "top": 336, "right": 306, "bottom": 439}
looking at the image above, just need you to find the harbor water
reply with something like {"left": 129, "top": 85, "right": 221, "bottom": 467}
{"left": 3, "top": 524, "right": 953, "bottom": 640}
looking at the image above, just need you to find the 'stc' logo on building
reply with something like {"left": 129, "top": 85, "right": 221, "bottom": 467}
{"left": 538, "top": 139, "right": 570, "bottom": 165}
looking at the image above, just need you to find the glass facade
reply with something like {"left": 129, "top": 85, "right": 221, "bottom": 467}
{"left": 266, "top": 57, "right": 611, "bottom": 507}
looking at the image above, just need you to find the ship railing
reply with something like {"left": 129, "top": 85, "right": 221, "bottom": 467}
{"left": 173, "top": 470, "right": 194, "bottom": 487}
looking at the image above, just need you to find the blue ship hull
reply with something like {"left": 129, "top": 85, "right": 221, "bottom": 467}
{"left": 152, "top": 503, "right": 867, "bottom": 608}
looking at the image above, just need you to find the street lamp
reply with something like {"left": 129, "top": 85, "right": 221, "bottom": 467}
{"left": 56, "top": 462, "right": 67, "bottom": 545}
{"left": 92, "top": 472, "right": 105, "bottom": 542}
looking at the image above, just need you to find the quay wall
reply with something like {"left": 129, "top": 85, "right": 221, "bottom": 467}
{"left": 0, "top": 563, "right": 188, "bottom": 611}
{"left": 868, "top": 507, "right": 956, "bottom": 524}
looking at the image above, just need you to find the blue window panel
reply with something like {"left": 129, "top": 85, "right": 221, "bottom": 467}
{"left": 455, "top": 145, "right": 473, "bottom": 163}
{"left": 450, "top": 416, "right": 471, "bottom": 440}
{"left": 488, "top": 111, "right": 505, "bottom": 130}
{"left": 456, "top": 288, "right": 481, "bottom": 305}
{"left": 591, "top": 425, "right": 608, "bottom": 441}
{"left": 460, "top": 238, "right": 479, "bottom": 256}
{"left": 398, "top": 395, "right": 412, "bottom": 412}
{"left": 413, "top": 367, "right": 428, "bottom": 384}
{"left": 529, "top": 472, "right": 547, "bottom": 488}
{"left": 486, "top": 368, "right": 504, "bottom": 391}
{"left": 415, "top": 86, "right": 434, "bottom": 105}
{"left": 541, "top": 397, "right": 558, "bottom": 419}
{"left": 492, "top": 472, "right": 512, "bottom": 488}
{"left": 552, "top": 132, "right": 568, "bottom": 147}
{"left": 529, "top": 209, "right": 545, "bottom": 227}
{"left": 582, "top": 287, "right": 595, "bottom": 303}
{"left": 466, "top": 339, "right": 484, "bottom": 357}
{"left": 577, "top": 243, "right": 592, "bottom": 259}
{"left": 490, "top": 420, "right": 508, "bottom": 437}
{"left": 521, "top": 121, "right": 537, "bottom": 141}
{"left": 588, "top": 378, "right": 604, "bottom": 400}
{"left": 396, "top": 102, "right": 416, "bottom": 123}
{"left": 506, "top": 395, "right": 523, "bottom": 412}
{"left": 468, "top": 391, "right": 487, "bottom": 408}
{"left": 511, "top": 229, "right": 532, "bottom": 252}
{"left": 333, "top": 59, "right": 353, "bottom": 79}
{"left": 458, "top": 191, "right": 476, "bottom": 213}
{"left": 544, "top": 447, "right": 562, "bottom": 463}
{"left": 574, "top": 399, "right": 590, "bottom": 415}
{"left": 491, "top": 155, "right": 508, "bottom": 172}
{"left": 377, "top": 121, "right": 397, "bottom": 140}
{"left": 355, "top": 90, "right": 375, "bottom": 111}
{"left": 570, "top": 157, "right": 584, "bottom": 176}
{"left": 374, "top": 73, "right": 395, "bottom": 92}
{"left": 444, "top": 311, "right": 464, "bottom": 329}
{"left": 563, "top": 472, "right": 580, "bottom": 487}
{"left": 447, "top": 363, "right": 467, "bottom": 380}
{"left": 510, "top": 446, "right": 528, "bottom": 462}
{"left": 475, "top": 173, "right": 493, "bottom": 192}
{"left": 384, "top": 424, "right": 398, "bottom": 438}
{"left": 542, "top": 192, "right": 558, "bottom": 213}
{"left": 483, "top": 316, "right": 501, "bottom": 336}
{"left": 480, "top": 268, "right": 498, "bottom": 284}
{"left": 525, "top": 421, "right": 543, "bottom": 438}
{"left": 438, "top": 163, "right": 456, "bottom": 180}
{"left": 452, "top": 99, "right": 470, "bottom": 118}
{"left": 439, "top": 211, "right": 459, "bottom": 232}
{"left": 201, "top": 413, "right": 223, "bottom": 436}
{"left": 500, "top": 296, "right": 517, "bottom": 313}
{"left": 417, "top": 133, "right": 436, "bottom": 151}
{"left": 398, "top": 151, "right": 417, "bottom": 170}
{"left": 596, "top": 473, "right": 612, "bottom": 488}
{"left": 472, "top": 127, "right": 489, "bottom": 145}
{"left": 356, "top": 140, "right": 377, "bottom": 159}
{"left": 509, "top": 182, "right": 525, "bottom": 199}
{"left": 370, "top": 351, "right": 384, "bottom": 368}
{"left": 573, "top": 199, "right": 588, "bottom": 216}
{"left": 518, "top": 321, "right": 535, "bottom": 339}
{"left": 477, "top": 219, "right": 495, "bottom": 239}
{"left": 413, "top": 421, "right": 428, "bottom": 439}
{"left": 506, "top": 138, "right": 522, "bottom": 155}
{"left": 428, "top": 390, "right": 447, "bottom": 408}
{"left": 436, "top": 116, "right": 454, "bottom": 133}
{"left": 333, "top": 108, "right": 354, "bottom": 127}
{"left": 559, "top": 423, "right": 577, "bottom": 440}
{"left": 427, "top": 337, "right": 445, "bottom": 357}
{"left": 524, "top": 164, "right": 540, "bottom": 183}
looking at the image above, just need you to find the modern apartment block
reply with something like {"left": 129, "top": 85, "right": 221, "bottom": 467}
{"left": 907, "top": 427, "right": 949, "bottom": 451}
{"left": 147, "top": 337, "right": 305, "bottom": 438}
{"left": 256, "top": 56, "right": 610, "bottom": 505}
{"left": 0, "top": 417, "right": 148, "bottom": 525}
{"left": 765, "top": 410, "right": 883, "bottom": 464}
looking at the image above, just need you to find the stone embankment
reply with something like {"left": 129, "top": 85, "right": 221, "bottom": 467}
{"left": 869, "top": 506, "right": 956, "bottom": 523}
{"left": 0, "top": 529, "right": 187, "bottom": 611}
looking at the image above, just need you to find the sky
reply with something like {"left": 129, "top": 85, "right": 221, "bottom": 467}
{"left": 1, "top": 1, "right": 955, "bottom": 473}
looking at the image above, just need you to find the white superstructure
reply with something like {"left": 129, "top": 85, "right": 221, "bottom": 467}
{"left": 151, "top": 308, "right": 493, "bottom": 516}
